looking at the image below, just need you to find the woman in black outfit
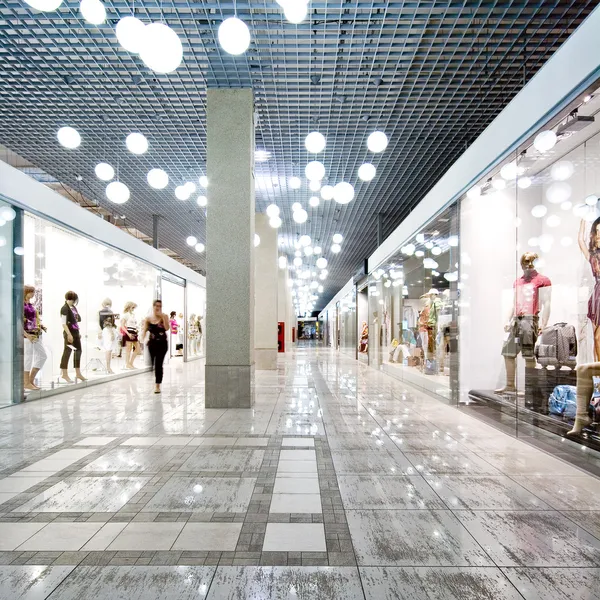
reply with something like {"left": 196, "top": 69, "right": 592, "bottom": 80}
{"left": 141, "top": 300, "right": 170, "bottom": 394}
{"left": 60, "top": 290, "right": 86, "bottom": 383}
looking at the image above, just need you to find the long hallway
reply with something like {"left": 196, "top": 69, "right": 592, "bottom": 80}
{"left": 0, "top": 345, "right": 599, "bottom": 599}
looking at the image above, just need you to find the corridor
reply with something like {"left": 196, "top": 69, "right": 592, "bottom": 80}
{"left": 0, "top": 345, "right": 599, "bottom": 599}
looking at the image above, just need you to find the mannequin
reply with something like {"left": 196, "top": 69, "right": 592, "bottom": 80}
{"left": 178, "top": 312, "right": 185, "bottom": 353}
{"left": 169, "top": 311, "right": 182, "bottom": 356}
{"left": 566, "top": 363, "right": 598, "bottom": 435}
{"left": 496, "top": 252, "right": 551, "bottom": 393}
{"left": 23, "top": 285, "right": 47, "bottom": 390}
{"left": 579, "top": 218, "right": 600, "bottom": 360}
{"left": 188, "top": 314, "right": 198, "bottom": 355}
{"left": 359, "top": 321, "right": 369, "bottom": 353}
{"left": 60, "top": 290, "right": 85, "bottom": 383}
{"left": 418, "top": 290, "right": 441, "bottom": 359}
{"left": 121, "top": 301, "right": 140, "bottom": 369}
{"left": 99, "top": 298, "right": 115, "bottom": 373}
{"left": 196, "top": 315, "right": 203, "bottom": 354}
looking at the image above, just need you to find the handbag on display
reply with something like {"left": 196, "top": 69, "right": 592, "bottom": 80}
{"left": 548, "top": 385, "right": 577, "bottom": 419}
{"left": 535, "top": 322, "right": 577, "bottom": 368}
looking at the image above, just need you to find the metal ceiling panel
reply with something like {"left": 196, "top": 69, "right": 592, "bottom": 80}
{"left": 0, "top": 0, "right": 596, "bottom": 309}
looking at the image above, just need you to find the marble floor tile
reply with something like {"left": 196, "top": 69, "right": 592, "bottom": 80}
{"left": 154, "top": 436, "right": 195, "bottom": 446}
{"left": 270, "top": 493, "right": 322, "bottom": 513}
{"left": 390, "top": 433, "right": 463, "bottom": 454}
{"left": 346, "top": 509, "right": 492, "bottom": 567}
{"left": 206, "top": 566, "right": 365, "bottom": 599}
{"left": 0, "top": 491, "right": 19, "bottom": 504}
{"left": 0, "top": 565, "right": 75, "bottom": 600}
{"left": 511, "top": 475, "right": 600, "bottom": 510}
{"left": 279, "top": 449, "right": 317, "bottom": 461}
{"left": 198, "top": 437, "right": 238, "bottom": 446}
{"left": 503, "top": 567, "right": 600, "bottom": 599}
{"left": 45, "top": 566, "right": 216, "bottom": 600}
{"left": 47, "top": 448, "right": 96, "bottom": 461}
{"left": 263, "top": 523, "right": 326, "bottom": 552}
{"left": 455, "top": 510, "right": 600, "bottom": 567}
{"left": 360, "top": 566, "right": 523, "bottom": 599}
{"left": 81, "top": 522, "right": 128, "bottom": 551}
{"left": 234, "top": 437, "right": 269, "bottom": 446}
{"left": 0, "top": 522, "right": 47, "bottom": 551}
{"left": 404, "top": 451, "right": 502, "bottom": 476}
{"left": 172, "top": 522, "right": 243, "bottom": 551}
{"left": 273, "top": 477, "right": 320, "bottom": 495}
{"left": 81, "top": 447, "right": 182, "bottom": 473}
{"left": 281, "top": 437, "right": 315, "bottom": 447}
{"left": 331, "top": 450, "right": 417, "bottom": 476}
{"left": 20, "top": 459, "right": 81, "bottom": 474}
{"left": 277, "top": 460, "right": 318, "bottom": 474}
{"left": 74, "top": 437, "right": 117, "bottom": 446}
{"left": 180, "top": 448, "right": 265, "bottom": 472}
{"left": 425, "top": 476, "right": 553, "bottom": 510}
{"left": 120, "top": 436, "right": 161, "bottom": 446}
{"left": 17, "top": 522, "right": 104, "bottom": 551}
{"left": 141, "top": 476, "right": 256, "bottom": 513}
{"left": 13, "top": 476, "right": 148, "bottom": 513}
{"left": 338, "top": 475, "right": 446, "bottom": 510}
{"left": 326, "top": 434, "right": 397, "bottom": 452}
{"left": 108, "top": 522, "right": 185, "bottom": 551}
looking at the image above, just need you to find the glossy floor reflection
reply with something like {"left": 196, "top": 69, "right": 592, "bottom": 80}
{"left": 0, "top": 344, "right": 599, "bottom": 598}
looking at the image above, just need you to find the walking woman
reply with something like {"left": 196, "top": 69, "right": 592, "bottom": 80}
{"left": 141, "top": 300, "right": 170, "bottom": 394}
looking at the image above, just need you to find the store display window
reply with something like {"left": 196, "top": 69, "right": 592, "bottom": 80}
{"left": 186, "top": 281, "right": 205, "bottom": 359}
{"left": 368, "top": 204, "right": 460, "bottom": 399}
{"left": 461, "top": 87, "right": 600, "bottom": 451}
{"left": 21, "top": 212, "right": 159, "bottom": 395}
{"left": 161, "top": 275, "right": 186, "bottom": 359}
{"left": 356, "top": 283, "right": 369, "bottom": 363}
{"left": 339, "top": 289, "right": 357, "bottom": 357}
{"left": 0, "top": 199, "right": 20, "bottom": 407}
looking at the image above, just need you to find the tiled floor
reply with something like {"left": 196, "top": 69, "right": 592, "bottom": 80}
{"left": 0, "top": 344, "right": 599, "bottom": 598}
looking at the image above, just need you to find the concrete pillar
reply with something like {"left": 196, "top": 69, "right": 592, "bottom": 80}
{"left": 205, "top": 88, "right": 255, "bottom": 408}
{"left": 254, "top": 214, "right": 278, "bottom": 369}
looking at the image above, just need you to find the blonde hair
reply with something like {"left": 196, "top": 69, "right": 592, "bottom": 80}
{"left": 102, "top": 298, "right": 112, "bottom": 308}
{"left": 24, "top": 285, "right": 35, "bottom": 298}
{"left": 124, "top": 301, "right": 137, "bottom": 313}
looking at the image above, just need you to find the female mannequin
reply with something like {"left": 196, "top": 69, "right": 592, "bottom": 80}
{"left": 121, "top": 301, "right": 140, "bottom": 369}
{"left": 60, "top": 290, "right": 85, "bottom": 383}
{"left": 579, "top": 218, "right": 600, "bottom": 360}
{"left": 101, "top": 316, "right": 117, "bottom": 374}
{"left": 170, "top": 311, "right": 183, "bottom": 356}
{"left": 359, "top": 321, "right": 369, "bottom": 353}
{"left": 188, "top": 313, "right": 198, "bottom": 355}
{"left": 23, "top": 285, "right": 47, "bottom": 390}
{"left": 195, "top": 315, "right": 203, "bottom": 355}
{"left": 141, "top": 300, "right": 170, "bottom": 394}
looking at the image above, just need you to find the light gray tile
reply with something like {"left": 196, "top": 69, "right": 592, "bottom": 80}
{"left": 0, "top": 475, "right": 49, "bottom": 493}
{"left": 44, "top": 566, "right": 216, "bottom": 599}
{"left": 273, "top": 477, "right": 320, "bottom": 495}
{"left": 81, "top": 522, "right": 128, "bottom": 551}
{"left": 346, "top": 509, "right": 492, "bottom": 567}
{"left": 74, "top": 437, "right": 117, "bottom": 446}
{"left": 108, "top": 522, "right": 185, "bottom": 551}
{"left": 0, "top": 565, "right": 75, "bottom": 600}
{"left": 198, "top": 437, "right": 238, "bottom": 446}
{"left": 360, "top": 566, "right": 523, "bottom": 599}
{"left": 455, "top": 510, "right": 600, "bottom": 567}
{"left": 277, "top": 460, "right": 318, "bottom": 474}
{"left": 206, "top": 566, "right": 365, "bottom": 599}
{"left": 172, "top": 523, "right": 243, "bottom": 551}
{"left": 270, "top": 493, "right": 322, "bottom": 513}
{"left": 279, "top": 450, "right": 317, "bottom": 461}
{"left": 0, "top": 491, "right": 19, "bottom": 504}
{"left": 503, "top": 567, "right": 600, "bottom": 599}
{"left": 481, "top": 452, "right": 586, "bottom": 477}
{"left": 263, "top": 523, "right": 326, "bottom": 552}
{"left": 425, "top": 476, "right": 553, "bottom": 510}
{"left": 17, "top": 522, "right": 104, "bottom": 551}
{"left": 561, "top": 511, "right": 600, "bottom": 539}
{"left": 0, "top": 522, "right": 48, "bottom": 551}
{"left": 120, "top": 437, "right": 161, "bottom": 446}
{"left": 234, "top": 438, "right": 269, "bottom": 447}
{"left": 141, "top": 477, "right": 256, "bottom": 513}
{"left": 81, "top": 447, "right": 182, "bottom": 473}
{"left": 338, "top": 475, "right": 446, "bottom": 510}
{"left": 154, "top": 437, "right": 195, "bottom": 446}
{"left": 13, "top": 476, "right": 149, "bottom": 513}
{"left": 281, "top": 438, "right": 315, "bottom": 447}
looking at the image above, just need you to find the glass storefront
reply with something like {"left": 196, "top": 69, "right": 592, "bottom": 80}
{"left": 0, "top": 195, "right": 206, "bottom": 407}
{"left": 186, "top": 281, "right": 206, "bottom": 359}
{"left": 357, "top": 283, "right": 369, "bottom": 363}
{"left": 339, "top": 288, "right": 357, "bottom": 357}
{"left": 161, "top": 276, "right": 186, "bottom": 359}
{"left": 368, "top": 204, "right": 459, "bottom": 399}
{"left": 368, "top": 82, "right": 600, "bottom": 454}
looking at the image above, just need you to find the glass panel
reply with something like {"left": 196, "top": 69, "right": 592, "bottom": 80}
{"left": 339, "top": 288, "right": 357, "bottom": 357}
{"left": 185, "top": 281, "right": 206, "bottom": 359}
{"left": 22, "top": 212, "right": 159, "bottom": 391}
{"left": 0, "top": 199, "right": 18, "bottom": 407}
{"left": 357, "top": 285, "right": 369, "bottom": 363}
{"left": 161, "top": 278, "right": 185, "bottom": 359}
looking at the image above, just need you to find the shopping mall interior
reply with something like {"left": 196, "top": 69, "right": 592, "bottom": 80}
{"left": 1, "top": 1, "right": 600, "bottom": 598}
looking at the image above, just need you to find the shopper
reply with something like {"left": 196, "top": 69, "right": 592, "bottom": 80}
{"left": 141, "top": 300, "right": 170, "bottom": 394}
